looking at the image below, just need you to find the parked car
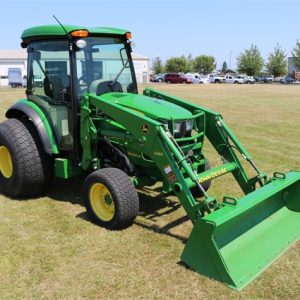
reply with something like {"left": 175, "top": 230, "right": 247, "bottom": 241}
{"left": 280, "top": 76, "right": 296, "bottom": 84}
{"left": 185, "top": 73, "right": 210, "bottom": 84}
{"left": 262, "top": 75, "right": 273, "bottom": 83}
{"left": 274, "top": 77, "right": 284, "bottom": 83}
{"left": 153, "top": 73, "right": 165, "bottom": 82}
{"left": 209, "top": 74, "right": 225, "bottom": 83}
{"left": 198, "top": 75, "right": 210, "bottom": 84}
{"left": 225, "top": 75, "right": 244, "bottom": 84}
{"left": 164, "top": 73, "right": 192, "bottom": 84}
{"left": 237, "top": 75, "right": 255, "bottom": 84}
{"left": 8, "top": 68, "right": 23, "bottom": 88}
{"left": 255, "top": 75, "right": 273, "bottom": 83}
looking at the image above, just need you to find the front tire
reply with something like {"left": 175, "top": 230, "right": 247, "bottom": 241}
{"left": 0, "top": 118, "right": 53, "bottom": 198}
{"left": 84, "top": 168, "right": 139, "bottom": 229}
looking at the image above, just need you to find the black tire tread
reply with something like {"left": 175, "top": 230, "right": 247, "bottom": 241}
{"left": 84, "top": 168, "right": 139, "bottom": 229}
{"left": 0, "top": 118, "right": 53, "bottom": 198}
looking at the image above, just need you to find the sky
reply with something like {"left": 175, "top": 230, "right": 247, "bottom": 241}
{"left": 1, "top": 0, "right": 299, "bottom": 69}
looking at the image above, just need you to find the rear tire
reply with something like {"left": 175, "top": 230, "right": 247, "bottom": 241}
{"left": 0, "top": 118, "right": 53, "bottom": 198}
{"left": 84, "top": 168, "right": 139, "bottom": 230}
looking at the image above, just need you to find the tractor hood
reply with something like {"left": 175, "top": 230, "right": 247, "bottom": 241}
{"left": 96, "top": 92, "right": 193, "bottom": 121}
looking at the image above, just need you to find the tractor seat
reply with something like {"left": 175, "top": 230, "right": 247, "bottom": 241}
{"left": 44, "top": 75, "right": 70, "bottom": 105}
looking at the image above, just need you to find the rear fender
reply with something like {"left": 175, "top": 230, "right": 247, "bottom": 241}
{"left": 5, "top": 100, "right": 59, "bottom": 154}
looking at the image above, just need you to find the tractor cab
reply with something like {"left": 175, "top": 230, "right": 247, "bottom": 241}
{"left": 21, "top": 25, "right": 137, "bottom": 151}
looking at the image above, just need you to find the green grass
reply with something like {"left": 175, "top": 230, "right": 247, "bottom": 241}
{"left": 0, "top": 85, "right": 299, "bottom": 299}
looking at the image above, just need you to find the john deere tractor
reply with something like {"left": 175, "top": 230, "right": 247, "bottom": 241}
{"left": 0, "top": 25, "right": 299, "bottom": 290}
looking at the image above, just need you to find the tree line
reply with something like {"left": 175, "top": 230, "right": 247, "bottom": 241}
{"left": 153, "top": 41, "right": 300, "bottom": 77}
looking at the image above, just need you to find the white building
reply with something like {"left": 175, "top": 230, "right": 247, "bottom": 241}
{"left": 131, "top": 53, "right": 150, "bottom": 83}
{"left": 0, "top": 50, "right": 150, "bottom": 86}
{"left": 0, "top": 50, "right": 27, "bottom": 86}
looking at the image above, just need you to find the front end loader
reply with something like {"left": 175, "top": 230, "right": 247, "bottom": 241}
{"left": 0, "top": 24, "right": 299, "bottom": 290}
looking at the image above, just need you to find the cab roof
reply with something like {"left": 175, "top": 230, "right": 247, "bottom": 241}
{"left": 21, "top": 25, "right": 129, "bottom": 43}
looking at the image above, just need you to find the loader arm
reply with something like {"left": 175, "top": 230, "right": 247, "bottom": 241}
{"left": 143, "top": 88, "right": 267, "bottom": 192}
{"left": 80, "top": 90, "right": 300, "bottom": 291}
{"left": 82, "top": 92, "right": 208, "bottom": 221}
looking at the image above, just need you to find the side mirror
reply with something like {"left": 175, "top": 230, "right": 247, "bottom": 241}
{"left": 20, "top": 41, "right": 27, "bottom": 49}
{"left": 120, "top": 48, "right": 129, "bottom": 68}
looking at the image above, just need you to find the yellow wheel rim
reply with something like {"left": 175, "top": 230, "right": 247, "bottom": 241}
{"left": 90, "top": 183, "right": 115, "bottom": 222}
{"left": 0, "top": 146, "right": 13, "bottom": 178}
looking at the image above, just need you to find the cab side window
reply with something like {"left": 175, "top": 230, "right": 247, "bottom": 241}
{"left": 27, "top": 40, "right": 73, "bottom": 151}
{"left": 28, "top": 40, "right": 70, "bottom": 105}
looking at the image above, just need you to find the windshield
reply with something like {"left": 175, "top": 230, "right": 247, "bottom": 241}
{"left": 75, "top": 37, "right": 137, "bottom": 95}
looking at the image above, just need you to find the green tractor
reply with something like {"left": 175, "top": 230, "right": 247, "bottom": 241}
{"left": 0, "top": 24, "right": 299, "bottom": 290}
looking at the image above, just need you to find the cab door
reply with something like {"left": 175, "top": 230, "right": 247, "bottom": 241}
{"left": 27, "top": 40, "right": 74, "bottom": 151}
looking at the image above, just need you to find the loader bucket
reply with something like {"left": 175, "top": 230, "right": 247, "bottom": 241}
{"left": 181, "top": 171, "right": 300, "bottom": 290}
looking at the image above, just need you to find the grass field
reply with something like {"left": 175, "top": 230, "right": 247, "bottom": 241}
{"left": 0, "top": 84, "right": 299, "bottom": 299}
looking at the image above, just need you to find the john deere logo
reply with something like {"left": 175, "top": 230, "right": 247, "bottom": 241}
{"left": 141, "top": 124, "right": 149, "bottom": 133}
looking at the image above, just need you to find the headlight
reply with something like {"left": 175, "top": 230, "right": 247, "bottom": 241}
{"left": 161, "top": 120, "right": 193, "bottom": 137}
{"left": 174, "top": 120, "right": 193, "bottom": 137}
{"left": 174, "top": 122, "right": 182, "bottom": 134}
{"left": 185, "top": 120, "right": 193, "bottom": 131}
